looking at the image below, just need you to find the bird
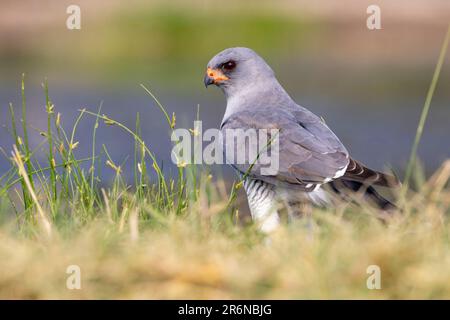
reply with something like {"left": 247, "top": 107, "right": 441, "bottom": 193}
{"left": 204, "top": 47, "right": 400, "bottom": 233}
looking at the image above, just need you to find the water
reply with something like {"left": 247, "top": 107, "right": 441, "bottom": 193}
{"left": 1, "top": 77, "right": 449, "bottom": 184}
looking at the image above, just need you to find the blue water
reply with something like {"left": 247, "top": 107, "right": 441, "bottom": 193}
{"left": 1, "top": 79, "right": 449, "bottom": 185}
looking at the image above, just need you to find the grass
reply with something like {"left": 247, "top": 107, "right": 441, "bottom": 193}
{"left": 401, "top": 25, "right": 450, "bottom": 200}
{"left": 0, "top": 26, "right": 450, "bottom": 299}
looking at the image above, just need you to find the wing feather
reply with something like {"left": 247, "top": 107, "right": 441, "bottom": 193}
{"left": 221, "top": 106, "right": 349, "bottom": 188}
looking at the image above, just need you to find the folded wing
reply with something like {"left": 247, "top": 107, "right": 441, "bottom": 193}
{"left": 221, "top": 106, "right": 349, "bottom": 189}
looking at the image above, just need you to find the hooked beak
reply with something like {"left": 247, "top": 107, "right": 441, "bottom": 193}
{"left": 204, "top": 73, "right": 214, "bottom": 87}
{"left": 204, "top": 67, "right": 229, "bottom": 87}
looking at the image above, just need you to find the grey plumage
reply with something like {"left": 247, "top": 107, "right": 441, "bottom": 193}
{"left": 205, "top": 47, "right": 399, "bottom": 232}
{"left": 222, "top": 108, "right": 349, "bottom": 189}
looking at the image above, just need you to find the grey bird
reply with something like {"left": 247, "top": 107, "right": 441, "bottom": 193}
{"left": 204, "top": 47, "right": 399, "bottom": 232}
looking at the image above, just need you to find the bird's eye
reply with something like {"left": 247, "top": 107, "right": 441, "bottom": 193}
{"left": 221, "top": 60, "right": 236, "bottom": 71}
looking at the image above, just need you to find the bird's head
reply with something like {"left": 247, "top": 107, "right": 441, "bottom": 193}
{"left": 204, "top": 47, "right": 275, "bottom": 97}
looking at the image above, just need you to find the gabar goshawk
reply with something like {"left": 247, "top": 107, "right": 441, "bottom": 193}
{"left": 204, "top": 47, "right": 399, "bottom": 233}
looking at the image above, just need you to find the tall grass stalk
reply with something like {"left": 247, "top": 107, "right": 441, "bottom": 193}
{"left": 11, "top": 145, "right": 52, "bottom": 238}
{"left": 44, "top": 80, "right": 57, "bottom": 204}
{"left": 82, "top": 110, "right": 171, "bottom": 207}
{"left": 20, "top": 74, "right": 34, "bottom": 209}
{"left": 90, "top": 103, "right": 103, "bottom": 207}
{"left": 8, "top": 103, "right": 28, "bottom": 205}
{"left": 401, "top": 24, "right": 450, "bottom": 201}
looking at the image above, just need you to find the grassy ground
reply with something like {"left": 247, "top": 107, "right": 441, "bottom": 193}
{"left": 1, "top": 201, "right": 450, "bottom": 299}
{"left": 1, "top": 164, "right": 450, "bottom": 299}
{"left": 0, "top": 26, "right": 449, "bottom": 300}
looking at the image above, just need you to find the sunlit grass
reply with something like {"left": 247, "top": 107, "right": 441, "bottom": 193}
{"left": 0, "top": 187, "right": 449, "bottom": 299}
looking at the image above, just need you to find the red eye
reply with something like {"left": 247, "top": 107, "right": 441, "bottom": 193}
{"left": 222, "top": 60, "right": 236, "bottom": 71}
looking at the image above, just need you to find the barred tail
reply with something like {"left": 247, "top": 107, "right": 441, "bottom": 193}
{"left": 342, "top": 158, "right": 400, "bottom": 188}
{"left": 329, "top": 179, "right": 397, "bottom": 211}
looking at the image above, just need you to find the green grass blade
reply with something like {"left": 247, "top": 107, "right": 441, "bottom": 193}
{"left": 44, "top": 79, "right": 57, "bottom": 203}
{"left": 401, "top": 24, "right": 450, "bottom": 201}
{"left": 20, "top": 74, "right": 35, "bottom": 209}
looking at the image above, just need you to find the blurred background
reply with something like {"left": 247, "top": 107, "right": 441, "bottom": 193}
{"left": 1, "top": 0, "right": 449, "bottom": 184}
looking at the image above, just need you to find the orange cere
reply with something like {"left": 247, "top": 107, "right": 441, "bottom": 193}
{"left": 206, "top": 67, "right": 229, "bottom": 83}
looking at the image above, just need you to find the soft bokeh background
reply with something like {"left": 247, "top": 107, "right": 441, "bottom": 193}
{"left": 1, "top": 0, "right": 449, "bottom": 183}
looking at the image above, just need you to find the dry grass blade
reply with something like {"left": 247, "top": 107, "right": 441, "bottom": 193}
{"left": 129, "top": 209, "right": 139, "bottom": 243}
{"left": 101, "top": 188, "right": 114, "bottom": 224}
{"left": 424, "top": 159, "right": 450, "bottom": 202}
{"left": 11, "top": 145, "right": 52, "bottom": 238}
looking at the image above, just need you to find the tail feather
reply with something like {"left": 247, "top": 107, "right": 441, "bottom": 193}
{"left": 343, "top": 158, "right": 400, "bottom": 188}
{"left": 329, "top": 179, "right": 397, "bottom": 211}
